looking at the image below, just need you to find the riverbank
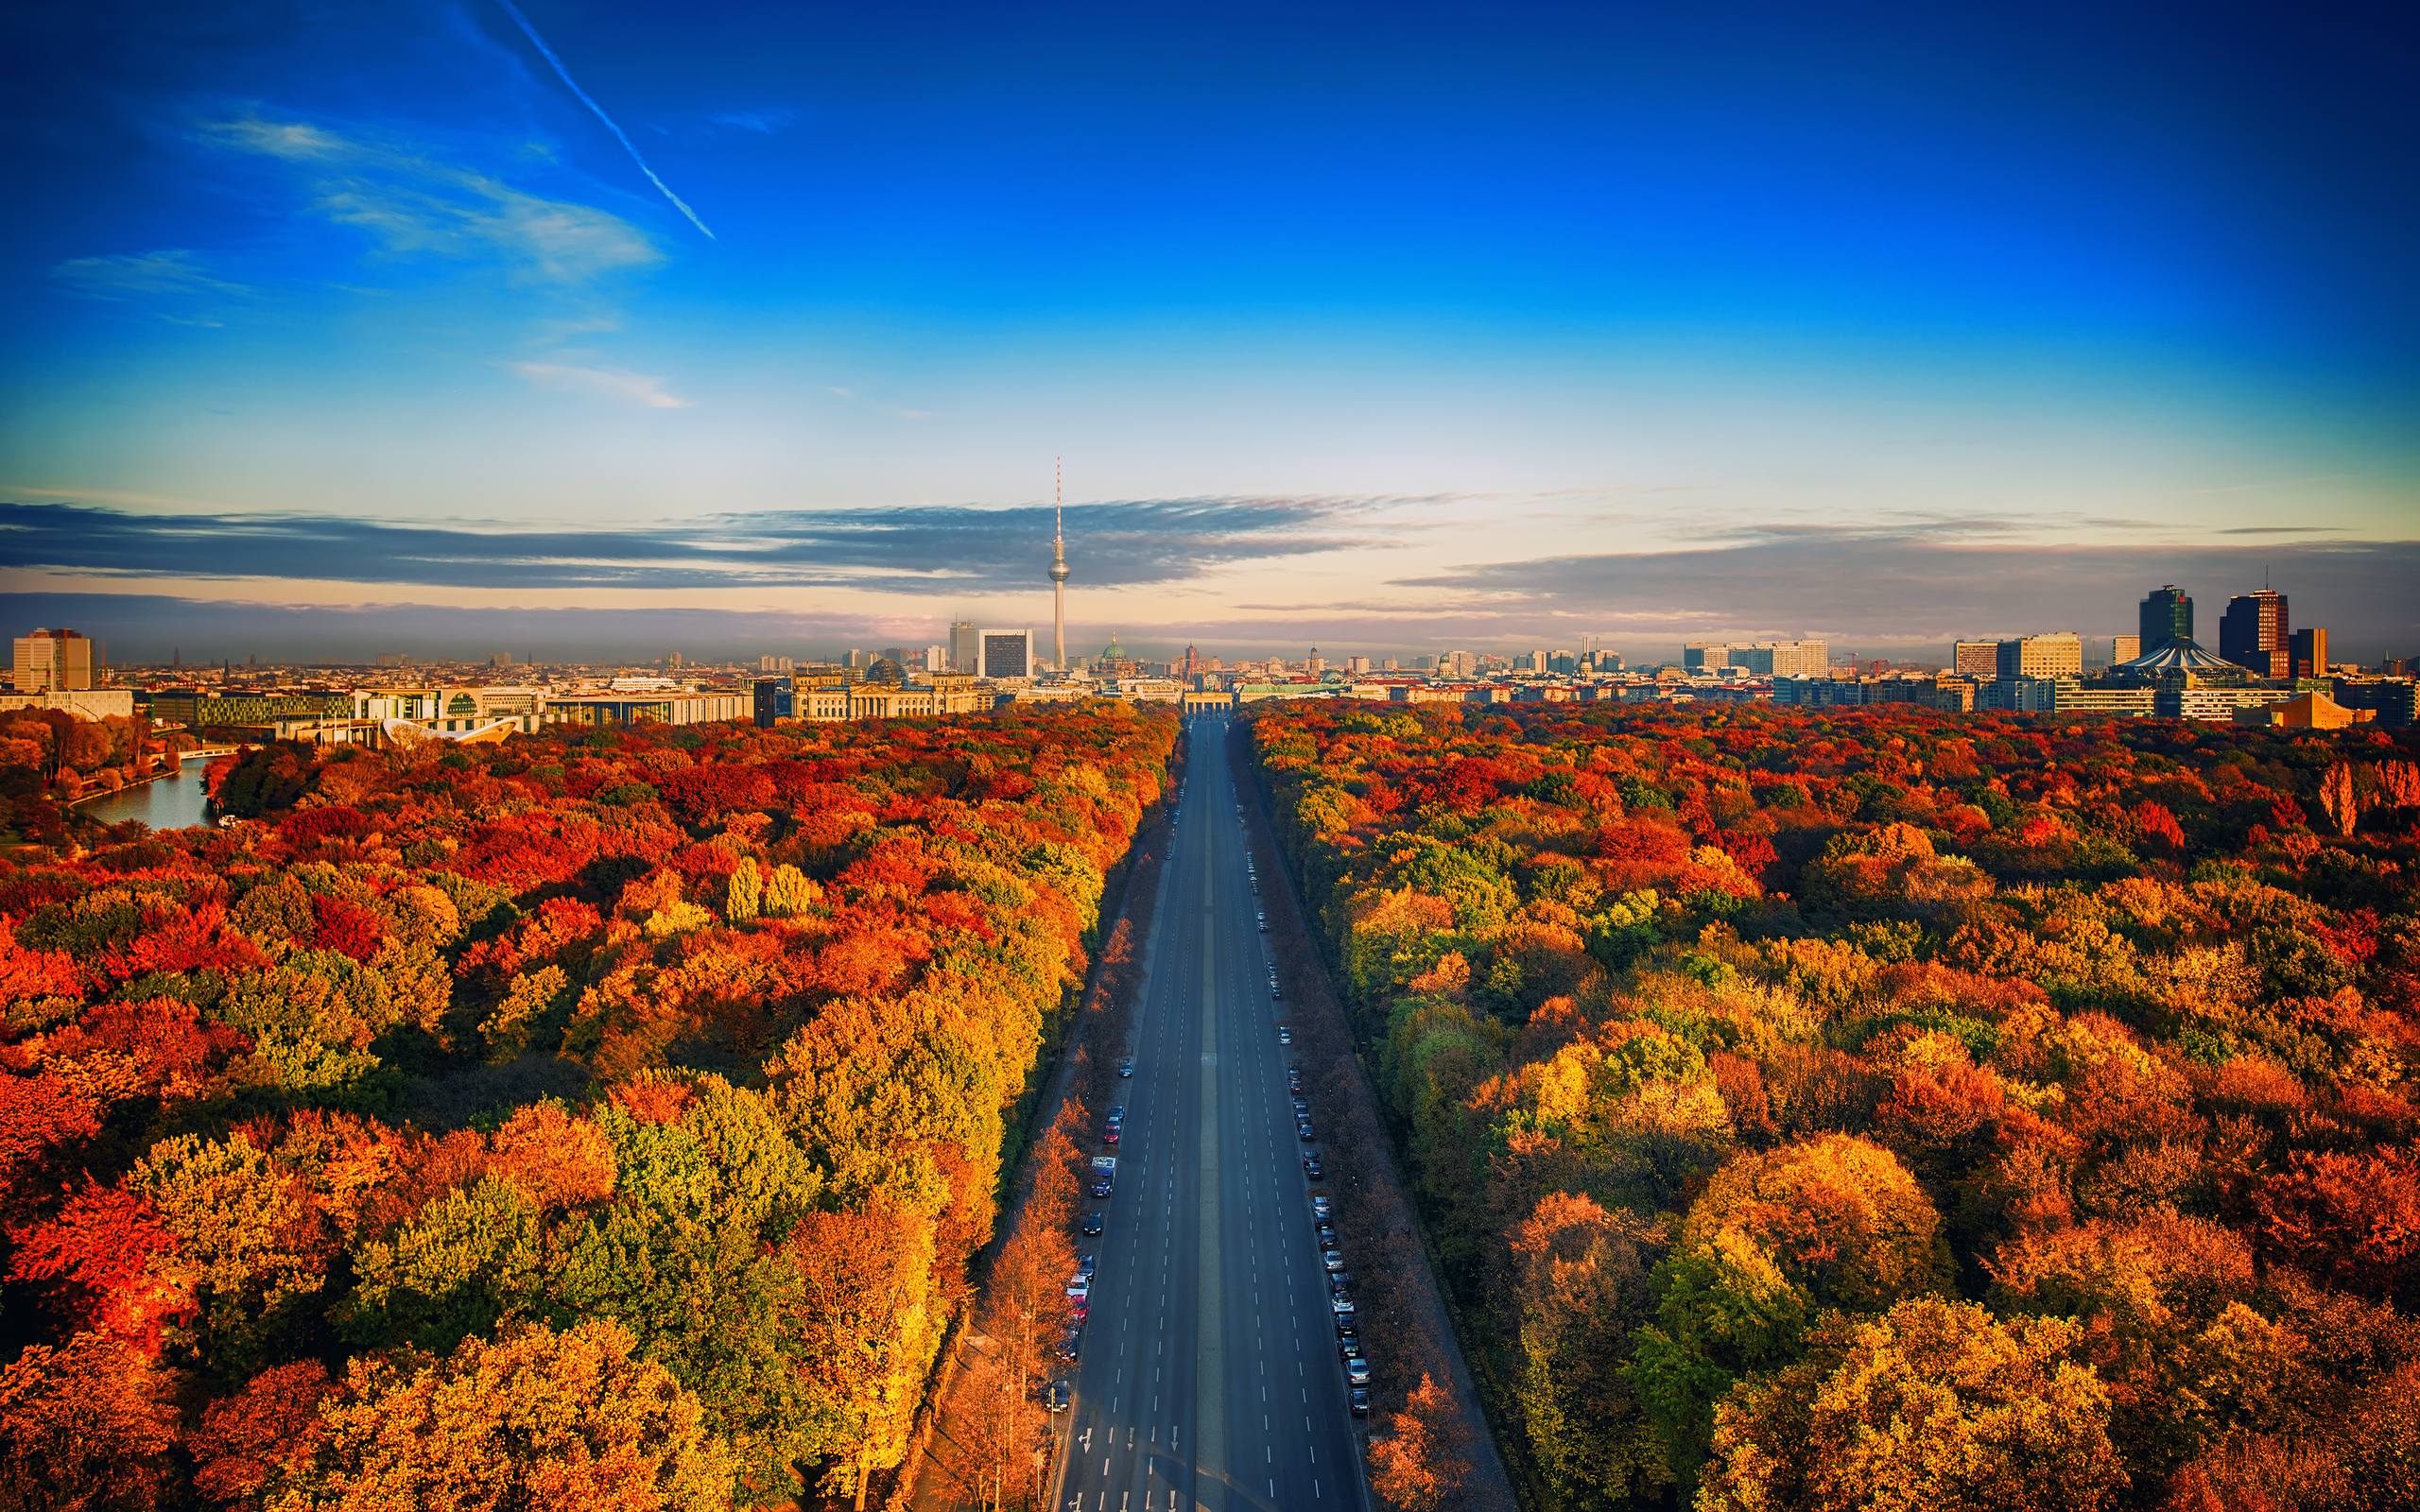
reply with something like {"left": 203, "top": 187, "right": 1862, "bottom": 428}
{"left": 71, "top": 753, "right": 219, "bottom": 829}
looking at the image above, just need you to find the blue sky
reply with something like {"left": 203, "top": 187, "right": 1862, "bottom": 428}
{"left": 2, "top": 0, "right": 2414, "bottom": 662}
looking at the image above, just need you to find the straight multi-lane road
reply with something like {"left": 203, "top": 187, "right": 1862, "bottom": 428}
{"left": 1048, "top": 715, "right": 1369, "bottom": 1512}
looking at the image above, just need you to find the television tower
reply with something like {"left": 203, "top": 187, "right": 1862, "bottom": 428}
{"left": 1048, "top": 457, "right": 1071, "bottom": 671}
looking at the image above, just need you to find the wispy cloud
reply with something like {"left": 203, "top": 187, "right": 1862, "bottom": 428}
{"left": 205, "top": 114, "right": 661, "bottom": 285}
{"left": 0, "top": 496, "right": 1374, "bottom": 593}
{"left": 50, "top": 249, "right": 247, "bottom": 302}
{"left": 710, "top": 107, "right": 798, "bottom": 137}
{"left": 504, "top": 360, "right": 695, "bottom": 409}
{"left": 490, "top": 0, "right": 716, "bottom": 241}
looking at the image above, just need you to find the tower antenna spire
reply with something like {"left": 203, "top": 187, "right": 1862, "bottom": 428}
{"left": 1047, "top": 455, "right": 1070, "bottom": 672}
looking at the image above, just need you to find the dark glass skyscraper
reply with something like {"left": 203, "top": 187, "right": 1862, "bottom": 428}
{"left": 2219, "top": 590, "right": 2290, "bottom": 678}
{"left": 2138, "top": 585, "right": 2193, "bottom": 653}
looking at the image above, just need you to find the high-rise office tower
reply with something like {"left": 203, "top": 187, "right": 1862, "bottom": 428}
{"left": 2111, "top": 635, "right": 2141, "bottom": 665}
{"left": 2219, "top": 590, "right": 2290, "bottom": 678}
{"left": 979, "top": 629, "right": 1033, "bottom": 681}
{"left": 2139, "top": 585, "right": 2193, "bottom": 654}
{"left": 1953, "top": 640, "right": 2000, "bottom": 676}
{"left": 1048, "top": 459, "right": 1071, "bottom": 671}
{"left": 2290, "top": 627, "right": 2328, "bottom": 679}
{"left": 12, "top": 627, "right": 95, "bottom": 692}
{"left": 950, "top": 620, "right": 980, "bottom": 674}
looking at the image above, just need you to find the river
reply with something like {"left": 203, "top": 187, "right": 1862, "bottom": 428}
{"left": 77, "top": 758, "right": 216, "bottom": 830}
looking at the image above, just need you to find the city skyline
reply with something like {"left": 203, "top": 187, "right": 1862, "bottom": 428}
{"left": 4, "top": 3, "right": 2417, "bottom": 660}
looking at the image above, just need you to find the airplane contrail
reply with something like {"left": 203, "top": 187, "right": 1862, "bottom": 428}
{"left": 492, "top": 0, "right": 717, "bottom": 241}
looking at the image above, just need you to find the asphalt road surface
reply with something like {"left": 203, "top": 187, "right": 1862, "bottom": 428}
{"left": 1048, "top": 715, "right": 1370, "bottom": 1512}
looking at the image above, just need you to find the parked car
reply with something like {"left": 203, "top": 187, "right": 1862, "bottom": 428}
{"left": 1277, "top": 1026, "right": 1292, "bottom": 1043}
{"left": 1322, "top": 1248, "right": 1344, "bottom": 1272}
{"left": 1311, "top": 1195, "right": 1332, "bottom": 1219}
{"left": 1081, "top": 1210, "right": 1104, "bottom": 1236}
{"left": 1056, "top": 1332, "right": 1081, "bottom": 1363}
{"left": 1118, "top": 1058, "right": 1134, "bottom": 1077}
{"left": 1075, "top": 1253, "right": 1095, "bottom": 1281}
{"left": 1339, "top": 1339, "right": 1363, "bottom": 1363}
{"left": 1336, "top": 1310, "right": 1358, "bottom": 1337}
{"left": 1066, "top": 1279, "right": 1090, "bottom": 1302}
{"left": 1103, "top": 1125, "right": 1119, "bottom": 1145}
{"left": 1345, "top": 1356, "right": 1372, "bottom": 1386}
{"left": 1350, "top": 1385, "right": 1371, "bottom": 1416}
{"left": 1046, "top": 1378, "right": 1072, "bottom": 1413}
{"left": 1304, "top": 1156, "right": 1323, "bottom": 1178}
{"left": 1316, "top": 1222, "right": 1337, "bottom": 1245}
{"left": 1091, "top": 1174, "right": 1115, "bottom": 1198}
{"left": 1299, "top": 1122, "right": 1316, "bottom": 1142}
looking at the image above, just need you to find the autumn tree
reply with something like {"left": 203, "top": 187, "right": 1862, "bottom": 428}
{"left": 189, "top": 1361, "right": 335, "bottom": 1507}
{"left": 0, "top": 1332, "right": 182, "bottom": 1512}
{"left": 1698, "top": 1297, "right": 2127, "bottom": 1512}
{"left": 1369, "top": 1372, "right": 1474, "bottom": 1512}
{"left": 787, "top": 1200, "right": 942, "bottom": 1510}
{"left": 271, "top": 1320, "right": 735, "bottom": 1512}
{"left": 726, "top": 856, "right": 763, "bottom": 921}
{"left": 1504, "top": 1192, "right": 1668, "bottom": 1507}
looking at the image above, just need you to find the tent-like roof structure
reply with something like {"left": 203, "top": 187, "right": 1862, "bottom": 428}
{"left": 2113, "top": 637, "right": 2238, "bottom": 675}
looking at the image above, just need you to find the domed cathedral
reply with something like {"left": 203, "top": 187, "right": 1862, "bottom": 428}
{"left": 1095, "top": 633, "right": 1142, "bottom": 679}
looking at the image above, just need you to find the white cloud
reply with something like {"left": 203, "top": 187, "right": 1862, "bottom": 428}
{"left": 206, "top": 115, "right": 661, "bottom": 285}
{"left": 505, "top": 361, "right": 695, "bottom": 409}
{"left": 208, "top": 117, "right": 345, "bottom": 160}
{"left": 50, "top": 249, "right": 246, "bottom": 301}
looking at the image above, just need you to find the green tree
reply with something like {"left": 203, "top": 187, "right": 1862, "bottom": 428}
{"left": 129, "top": 1132, "right": 327, "bottom": 1377}
{"left": 1631, "top": 1135, "right": 1949, "bottom": 1482}
{"left": 548, "top": 1084, "right": 826, "bottom": 1503}
{"left": 343, "top": 1177, "right": 549, "bottom": 1352}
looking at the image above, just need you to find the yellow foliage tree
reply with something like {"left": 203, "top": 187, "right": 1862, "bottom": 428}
{"left": 271, "top": 1320, "right": 735, "bottom": 1512}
